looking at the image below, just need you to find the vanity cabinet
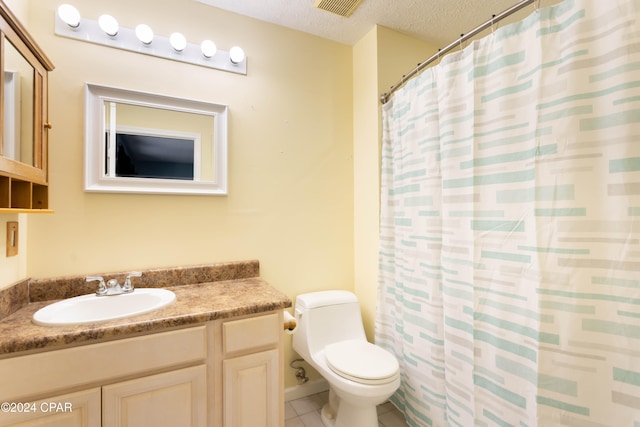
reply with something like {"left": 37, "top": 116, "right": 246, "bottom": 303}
{"left": 0, "top": 311, "right": 285, "bottom": 427}
{"left": 0, "top": 326, "right": 208, "bottom": 427}
{"left": 0, "top": 388, "right": 101, "bottom": 427}
{"left": 0, "top": 369, "right": 206, "bottom": 427}
{"left": 0, "top": 0, "right": 54, "bottom": 212}
{"left": 214, "top": 312, "right": 283, "bottom": 427}
{"left": 102, "top": 365, "right": 207, "bottom": 427}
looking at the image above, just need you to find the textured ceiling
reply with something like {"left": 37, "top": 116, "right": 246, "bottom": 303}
{"left": 194, "top": 0, "right": 535, "bottom": 46}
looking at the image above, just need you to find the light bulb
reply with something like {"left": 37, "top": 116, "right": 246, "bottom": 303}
{"left": 135, "top": 24, "right": 154, "bottom": 45}
{"left": 201, "top": 40, "right": 217, "bottom": 58}
{"left": 58, "top": 4, "right": 81, "bottom": 28}
{"left": 98, "top": 14, "right": 119, "bottom": 36}
{"left": 170, "top": 32, "right": 187, "bottom": 52}
{"left": 229, "top": 46, "right": 245, "bottom": 64}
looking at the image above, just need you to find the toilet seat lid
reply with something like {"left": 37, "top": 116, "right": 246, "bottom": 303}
{"left": 325, "top": 340, "right": 399, "bottom": 384}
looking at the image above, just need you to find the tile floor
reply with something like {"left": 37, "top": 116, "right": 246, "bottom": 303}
{"left": 285, "top": 391, "right": 410, "bottom": 427}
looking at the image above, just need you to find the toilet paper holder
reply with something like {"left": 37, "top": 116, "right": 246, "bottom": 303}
{"left": 283, "top": 311, "right": 297, "bottom": 331}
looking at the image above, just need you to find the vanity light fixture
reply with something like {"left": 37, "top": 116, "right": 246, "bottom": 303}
{"left": 98, "top": 14, "right": 119, "bottom": 37}
{"left": 229, "top": 46, "right": 245, "bottom": 64}
{"left": 53, "top": 4, "right": 247, "bottom": 75}
{"left": 170, "top": 32, "right": 187, "bottom": 52}
{"left": 201, "top": 39, "right": 217, "bottom": 58}
{"left": 57, "top": 4, "right": 81, "bottom": 28}
{"left": 135, "top": 24, "right": 154, "bottom": 45}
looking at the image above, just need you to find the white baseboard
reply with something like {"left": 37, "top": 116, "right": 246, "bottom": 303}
{"left": 284, "top": 378, "right": 329, "bottom": 402}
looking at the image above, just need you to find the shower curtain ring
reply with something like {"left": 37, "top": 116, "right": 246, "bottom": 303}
{"left": 491, "top": 14, "right": 496, "bottom": 34}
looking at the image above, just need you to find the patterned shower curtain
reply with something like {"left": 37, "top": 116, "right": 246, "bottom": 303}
{"left": 376, "top": 0, "right": 640, "bottom": 426}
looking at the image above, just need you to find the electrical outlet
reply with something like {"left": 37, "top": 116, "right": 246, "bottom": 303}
{"left": 6, "top": 222, "right": 18, "bottom": 257}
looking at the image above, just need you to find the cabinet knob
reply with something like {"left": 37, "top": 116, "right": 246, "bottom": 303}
{"left": 44, "top": 122, "right": 52, "bottom": 129}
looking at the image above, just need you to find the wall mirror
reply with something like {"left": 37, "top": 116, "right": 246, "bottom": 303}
{"left": 84, "top": 83, "right": 228, "bottom": 195}
{"left": 4, "top": 40, "right": 34, "bottom": 165}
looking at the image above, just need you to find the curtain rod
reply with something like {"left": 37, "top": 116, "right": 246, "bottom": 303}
{"left": 380, "top": 0, "right": 540, "bottom": 104}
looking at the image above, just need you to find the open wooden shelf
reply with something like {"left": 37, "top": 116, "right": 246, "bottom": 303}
{"left": 0, "top": 176, "right": 51, "bottom": 213}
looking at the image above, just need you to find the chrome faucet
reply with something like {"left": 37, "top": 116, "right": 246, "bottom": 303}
{"left": 87, "top": 272, "right": 142, "bottom": 296}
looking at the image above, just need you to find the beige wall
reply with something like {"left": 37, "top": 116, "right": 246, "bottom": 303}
{"left": 0, "top": 213, "right": 27, "bottom": 287}
{"left": 3, "top": 0, "right": 25, "bottom": 20}
{"left": 15, "top": 0, "right": 354, "bottom": 388}
{"left": 352, "top": 26, "right": 437, "bottom": 340}
{"left": 26, "top": 0, "right": 354, "bottom": 282}
{"left": 352, "top": 28, "right": 379, "bottom": 341}
{"left": 1, "top": 0, "right": 437, "bottom": 389}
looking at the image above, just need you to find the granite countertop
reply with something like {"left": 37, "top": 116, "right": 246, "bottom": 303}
{"left": 0, "top": 264, "right": 291, "bottom": 356}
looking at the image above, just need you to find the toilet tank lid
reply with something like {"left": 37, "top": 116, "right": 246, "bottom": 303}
{"left": 296, "top": 290, "right": 358, "bottom": 309}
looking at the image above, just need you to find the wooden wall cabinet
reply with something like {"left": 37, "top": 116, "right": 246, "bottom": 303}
{"left": 0, "top": 0, "right": 54, "bottom": 213}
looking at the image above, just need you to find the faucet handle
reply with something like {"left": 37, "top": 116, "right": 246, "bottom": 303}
{"left": 123, "top": 272, "right": 142, "bottom": 292}
{"left": 87, "top": 276, "right": 107, "bottom": 295}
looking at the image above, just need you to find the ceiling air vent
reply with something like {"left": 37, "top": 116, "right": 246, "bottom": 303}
{"left": 313, "top": 0, "right": 364, "bottom": 17}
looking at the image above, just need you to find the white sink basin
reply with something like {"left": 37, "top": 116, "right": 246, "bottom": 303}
{"left": 32, "top": 288, "right": 176, "bottom": 326}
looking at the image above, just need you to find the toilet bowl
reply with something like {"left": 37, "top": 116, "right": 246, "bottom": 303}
{"left": 292, "top": 291, "right": 400, "bottom": 427}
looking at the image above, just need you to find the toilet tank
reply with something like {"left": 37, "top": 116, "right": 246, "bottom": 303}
{"left": 293, "top": 291, "right": 367, "bottom": 358}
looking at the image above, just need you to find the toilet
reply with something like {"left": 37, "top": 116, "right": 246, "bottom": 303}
{"left": 292, "top": 290, "right": 400, "bottom": 427}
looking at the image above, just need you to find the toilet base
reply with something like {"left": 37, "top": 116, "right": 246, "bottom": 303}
{"left": 319, "top": 401, "right": 379, "bottom": 427}
{"left": 320, "top": 403, "right": 335, "bottom": 427}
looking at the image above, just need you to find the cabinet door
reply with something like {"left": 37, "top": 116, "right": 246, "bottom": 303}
{"left": 102, "top": 365, "right": 206, "bottom": 427}
{"left": 223, "top": 350, "right": 279, "bottom": 427}
{"left": 0, "top": 388, "right": 100, "bottom": 427}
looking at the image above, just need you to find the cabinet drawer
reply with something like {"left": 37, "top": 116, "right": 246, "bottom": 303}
{"left": 0, "top": 326, "right": 207, "bottom": 401}
{"left": 223, "top": 313, "right": 280, "bottom": 354}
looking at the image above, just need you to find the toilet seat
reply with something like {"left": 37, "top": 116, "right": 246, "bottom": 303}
{"left": 325, "top": 339, "right": 399, "bottom": 385}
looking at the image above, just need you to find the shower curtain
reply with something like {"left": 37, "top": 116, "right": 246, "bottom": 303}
{"left": 376, "top": 0, "right": 640, "bottom": 426}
